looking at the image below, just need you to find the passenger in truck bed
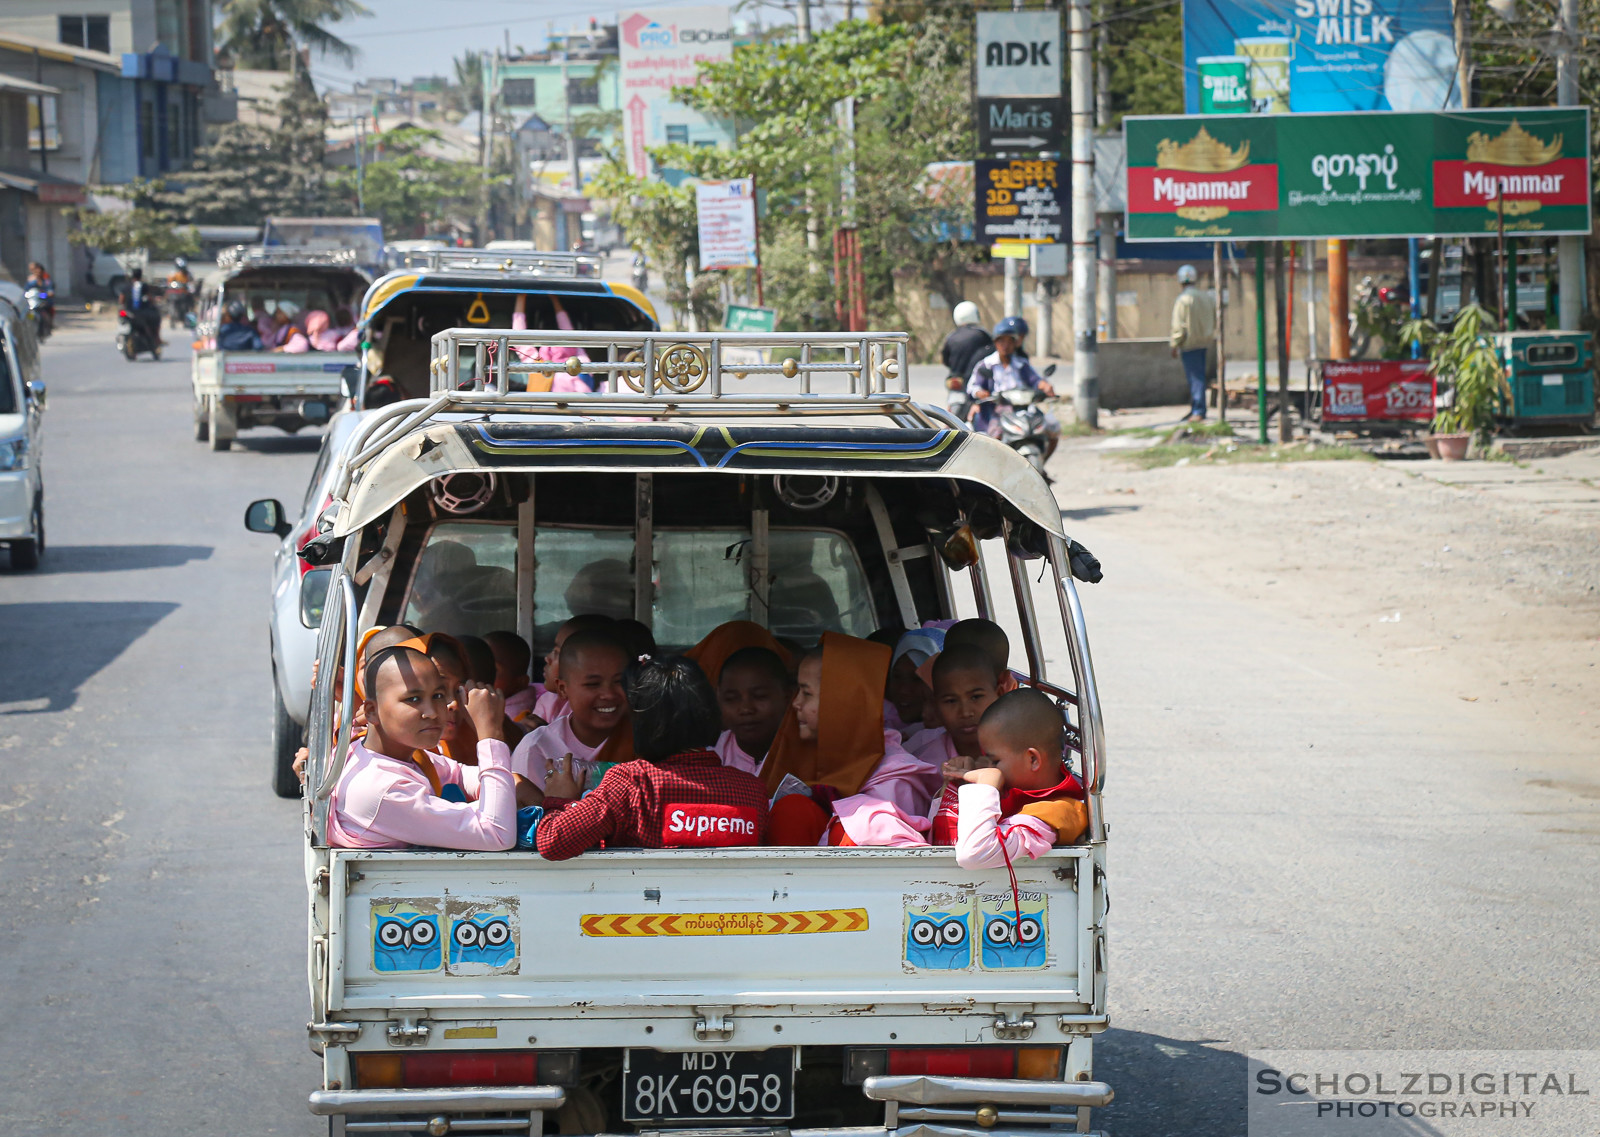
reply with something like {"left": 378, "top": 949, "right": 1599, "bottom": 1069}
{"left": 762, "top": 634, "right": 941, "bottom": 846}
{"left": 326, "top": 644, "right": 516, "bottom": 851}
{"left": 885, "top": 626, "right": 943, "bottom": 738}
{"left": 713, "top": 647, "right": 794, "bottom": 777}
{"left": 511, "top": 629, "right": 631, "bottom": 798}
{"left": 952, "top": 688, "right": 1088, "bottom": 869}
{"left": 534, "top": 656, "right": 770, "bottom": 859}
{"left": 485, "top": 631, "right": 537, "bottom": 722}
{"left": 531, "top": 612, "right": 616, "bottom": 724}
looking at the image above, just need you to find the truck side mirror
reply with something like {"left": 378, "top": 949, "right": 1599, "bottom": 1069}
{"left": 245, "top": 498, "right": 291, "bottom": 537}
{"left": 24, "top": 380, "right": 45, "bottom": 409}
{"left": 340, "top": 364, "right": 360, "bottom": 401}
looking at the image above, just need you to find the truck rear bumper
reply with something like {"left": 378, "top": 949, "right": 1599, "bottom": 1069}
{"left": 310, "top": 1084, "right": 565, "bottom": 1116}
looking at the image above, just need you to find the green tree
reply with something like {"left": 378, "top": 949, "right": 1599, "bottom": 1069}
{"left": 67, "top": 178, "right": 199, "bottom": 258}
{"left": 168, "top": 82, "right": 336, "bottom": 223}
{"left": 328, "top": 126, "right": 503, "bottom": 238}
{"left": 217, "top": 0, "right": 372, "bottom": 69}
{"left": 1099, "top": 0, "right": 1186, "bottom": 122}
{"left": 452, "top": 52, "right": 484, "bottom": 115}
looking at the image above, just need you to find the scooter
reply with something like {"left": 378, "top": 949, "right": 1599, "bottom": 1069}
{"left": 945, "top": 375, "right": 972, "bottom": 424}
{"left": 166, "top": 280, "right": 195, "bottom": 328}
{"left": 117, "top": 309, "right": 161, "bottom": 361}
{"left": 990, "top": 363, "right": 1061, "bottom": 475}
{"left": 631, "top": 253, "right": 649, "bottom": 294}
{"left": 24, "top": 284, "right": 52, "bottom": 340}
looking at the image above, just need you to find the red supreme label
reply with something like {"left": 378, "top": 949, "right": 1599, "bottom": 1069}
{"left": 1433, "top": 159, "right": 1588, "bottom": 208}
{"left": 663, "top": 803, "right": 761, "bottom": 847}
{"left": 1127, "top": 165, "right": 1279, "bottom": 213}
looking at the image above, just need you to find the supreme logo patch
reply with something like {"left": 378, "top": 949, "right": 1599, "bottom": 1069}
{"left": 663, "top": 802, "right": 761, "bottom": 847}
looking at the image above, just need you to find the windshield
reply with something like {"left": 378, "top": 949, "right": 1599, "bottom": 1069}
{"left": 403, "top": 522, "right": 877, "bottom": 649}
{"left": 263, "top": 218, "right": 384, "bottom": 265}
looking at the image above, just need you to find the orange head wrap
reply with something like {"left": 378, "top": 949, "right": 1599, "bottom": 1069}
{"left": 684, "top": 620, "right": 795, "bottom": 687}
{"left": 761, "top": 631, "right": 889, "bottom": 799}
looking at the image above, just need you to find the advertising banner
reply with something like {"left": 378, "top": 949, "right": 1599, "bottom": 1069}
{"left": 1321, "top": 360, "right": 1434, "bottom": 422}
{"left": 695, "top": 178, "right": 758, "bottom": 270}
{"left": 975, "top": 158, "right": 1068, "bottom": 246}
{"left": 1124, "top": 108, "right": 1591, "bottom": 242}
{"left": 1183, "top": 0, "right": 1458, "bottom": 114}
{"left": 975, "top": 11, "right": 1062, "bottom": 98}
{"left": 619, "top": 7, "right": 734, "bottom": 178}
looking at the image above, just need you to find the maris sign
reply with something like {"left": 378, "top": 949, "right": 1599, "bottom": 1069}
{"left": 1124, "top": 108, "right": 1592, "bottom": 241}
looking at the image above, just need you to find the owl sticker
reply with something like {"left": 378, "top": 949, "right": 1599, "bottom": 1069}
{"left": 372, "top": 903, "right": 443, "bottom": 973}
{"left": 977, "top": 892, "right": 1048, "bottom": 971}
{"left": 449, "top": 911, "right": 516, "bottom": 969}
{"left": 904, "top": 909, "right": 973, "bottom": 970}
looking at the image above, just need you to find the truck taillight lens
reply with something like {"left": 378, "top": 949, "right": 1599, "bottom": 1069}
{"left": 353, "top": 1050, "right": 577, "bottom": 1089}
{"left": 844, "top": 1047, "right": 1062, "bottom": 1084}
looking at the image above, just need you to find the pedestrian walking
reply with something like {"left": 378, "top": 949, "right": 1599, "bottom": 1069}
{"left": 1169, "top": 264, "right": 1216, "bottom": 422}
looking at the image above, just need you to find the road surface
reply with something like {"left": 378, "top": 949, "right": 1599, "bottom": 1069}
{"left": 1, "top": 323, "right": 1596, "bottom": 1136}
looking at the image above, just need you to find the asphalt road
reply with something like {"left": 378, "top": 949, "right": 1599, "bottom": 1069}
{"left": 2, "top": 321, "right": 1597, "bottom": 1136}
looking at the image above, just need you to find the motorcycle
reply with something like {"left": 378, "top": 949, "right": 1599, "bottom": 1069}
{"left": 631, "top": 253, "right": 649, "bottom": 294}
{"left": 992, "top": 363, "right": 1061, "bottom": 475}
{"left": 24, "top": 284, "right": 53, "bottom": 340}
{"left": 166, "top": 280, "right": 195, "bottom": 328}
{"left": 117, "top": 308, "right": 161, "bottom": 361}
{"left": 945, "top": 374, "right": 972, "bottom": 424}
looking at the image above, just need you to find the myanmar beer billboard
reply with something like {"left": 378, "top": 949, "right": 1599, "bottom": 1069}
{"left": 1124, "top": 108, "right": 1591, "bottom": 242}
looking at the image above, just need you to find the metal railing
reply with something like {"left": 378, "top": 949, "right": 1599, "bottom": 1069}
{"left": 215, "top": 245, "right": 361, "bottom": 272}
{"left": 427, "top": 328, "right": 910, "bottom": 400}
{"left": 384, "top": 246, "right": 605, "bottom": 278}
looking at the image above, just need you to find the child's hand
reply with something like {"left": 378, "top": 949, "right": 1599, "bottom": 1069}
{"left": 941, "top": 754, "right": 994, "bottom": 780}
{"left": 293, "top": 746, "right": 310, "bottom": 786}
{"left": 962, "top": 767, "right": 1006, "bottom": 790}
{"left": 514, "top": 773, "right": 545, "bottom": 809}
{"left": 463, "top": 682, "right": 506, "bottom": 741}
{"left": 543, "top": 754, "right": 585, "bottom": 799}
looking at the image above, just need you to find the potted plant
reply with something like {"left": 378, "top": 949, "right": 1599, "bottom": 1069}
{"left": 1400, "top": 303, "right": 1504, "bottom": 460}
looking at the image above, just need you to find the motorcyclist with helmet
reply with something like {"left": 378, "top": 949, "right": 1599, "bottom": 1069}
{"left": 166, "top": 256, "right": 195, "bottom": 327}
{"left": 966, "top": 315, "right": 1055, "bottom": 436}
{"left": 121, "top": 267, "right": 164, "bottom": 348}
{"left": 942, "top": 301, "right": 994, "bottom": 389}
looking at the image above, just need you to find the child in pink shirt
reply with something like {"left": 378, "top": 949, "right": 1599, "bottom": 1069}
{"left": 531, "top": 613, "right": 615, "bottom": 724}
{"left": 713, "top": 646, "right": 793, "bottom": 776}
{"left": 510, "top": 630, "right": 628, "bottom": 795}
{"left": 485, "top": 630, "right": 538, "bottom": 722}
{"left": 511, "top": 294, "right": 592, "bottom": 392}
{"left": 327, "top": 644, "right": 516, "bottom": 850}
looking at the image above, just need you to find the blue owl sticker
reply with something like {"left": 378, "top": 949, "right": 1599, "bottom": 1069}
{"left": 449, "top": 911, "right": 516, "bottom": 969}
{"left": 977, "top": 892, "right": 1048, "bottom": 971}
{"left": 904, "top": 907, "right": 973, "bottom": 970}
{"left": 372, "top": 903, "right": 443, "bottom": 973}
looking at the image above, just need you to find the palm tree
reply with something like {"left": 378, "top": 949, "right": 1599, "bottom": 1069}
{"left": 216, "top": 0, "right": 373, "bottom": 71}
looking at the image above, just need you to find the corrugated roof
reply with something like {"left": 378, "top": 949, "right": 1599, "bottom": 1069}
{"left": 0, "top": 29, "right": 120, "bottom": 73}
{"left": 0, "top": 73, "right": 61, "bottom": 96}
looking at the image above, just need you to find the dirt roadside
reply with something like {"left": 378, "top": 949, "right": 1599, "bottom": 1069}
{"left": 1048, "top": 413, "right": 1600, "bottom": 752}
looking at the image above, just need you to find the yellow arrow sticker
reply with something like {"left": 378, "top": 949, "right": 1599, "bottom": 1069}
{"left": 580, "top": 909, "right": 868, "bottom": 938}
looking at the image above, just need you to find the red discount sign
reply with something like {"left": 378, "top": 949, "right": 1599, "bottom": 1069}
{"left": 1322, "top": 360, "right": 1435, "bottom": 422}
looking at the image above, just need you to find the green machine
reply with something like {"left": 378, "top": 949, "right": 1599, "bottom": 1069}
{"left": 1494, "top": 330, "right": 1596, "bottom": 426}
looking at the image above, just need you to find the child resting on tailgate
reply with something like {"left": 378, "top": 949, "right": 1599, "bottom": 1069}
{"left": 952, "top": 688, "right": 1087, "bottom": 869}
{"left": 532, "top": 613, "right": 616, "bottom": 723}
{"left": 535, "top": 656, "right": 770, "bottom": 859}
{"left": 510, "top": 629, "right": 630, "bottom": 801}
{"left": 327, "top": 644, "right": 515, "bottom": 850}
{"left": 714, "top": 646, "right": 794, "bottom": 777}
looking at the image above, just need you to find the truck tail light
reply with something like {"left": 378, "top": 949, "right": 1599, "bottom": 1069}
{"left": 353, "top": 1050, "right": 578, "bottom": 1089}
{"left": 844, "top": 1047, "right": 1062, "bottom": 1084}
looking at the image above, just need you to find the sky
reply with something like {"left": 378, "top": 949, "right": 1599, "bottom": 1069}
{"left": 306, "top": 0, "right": 850, "bottom": 93}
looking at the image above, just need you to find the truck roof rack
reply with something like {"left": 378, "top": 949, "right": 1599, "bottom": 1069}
{"left": 427, "top": 328, "right": 909, "bottom": 401}
{"left": 216, "top": 245, "right": 361, "bottom": 272}
{"left": 385, "top": 247, "right": 605, "bottom": 279}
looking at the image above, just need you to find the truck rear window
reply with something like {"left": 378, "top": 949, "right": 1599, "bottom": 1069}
{"left": 403, "top": 522, "right": 876, "bottom": 648}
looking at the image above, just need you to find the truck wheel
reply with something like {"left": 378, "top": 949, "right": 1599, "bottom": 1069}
{"left": 271, "top": 676, "right": 305, "bottom": 798}
{"left": 8, "top": 496, "right": 42, "bottom": 570}
{"left": 209, "top": 399, "right": 231, "bottom": 451}
{"left": 194, "top": 399, "right": 210, "bottom": 442}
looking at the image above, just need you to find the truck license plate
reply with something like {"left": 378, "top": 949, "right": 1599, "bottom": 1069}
{"left": 622, "top": 1048, "right": 795, "bottom": 1123}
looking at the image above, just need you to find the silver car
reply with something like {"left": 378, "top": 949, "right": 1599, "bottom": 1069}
{"left": 0, "top": 286, "right": 45, "bottom": 570}
{"left": 244, "top": 409, "right": 372, "bottom": 795}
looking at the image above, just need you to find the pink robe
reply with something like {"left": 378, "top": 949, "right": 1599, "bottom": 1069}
{"left": 954, "top": 783, "right": 1054, "bottom": 869}
{"left": 714, "top": 730, "right": 765, "bottom": 777}
{"left": 509, "top": 714, "right": 608, "bottom": 790}
{"left": 532, "top": 688, "right": 568, "bottom": 723}
{"left": 827, "top": 729, "right": 945, "bottom": 846}
{"left": 504, "top": 686, "right": 539, "bottom": 723}
{"left": 512, "top": 307, "right": 591, "bottom": 392}
{"left": 327, "top": 737, "right": 516, "bottom": 850}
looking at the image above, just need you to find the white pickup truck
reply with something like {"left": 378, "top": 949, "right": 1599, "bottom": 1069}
{"left": 191, "top": 247, "right": 371, "bottom": 451}
{"left": 298, "top": 329, "right": 1111, "bottom": 1137}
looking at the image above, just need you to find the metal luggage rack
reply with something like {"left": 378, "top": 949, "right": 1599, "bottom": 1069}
{"left": 215, "top": 245, "right": 361, "bottom": 272}
{"left": 427, "top": 328, "right": 911, "bottom": 400}
{"left": 386, "top": 247, "right": 605, "bottom": 279}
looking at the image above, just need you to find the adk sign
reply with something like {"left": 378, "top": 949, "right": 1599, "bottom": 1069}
{"left": 974, "top": 11, "right": 1062, "bottom": 154}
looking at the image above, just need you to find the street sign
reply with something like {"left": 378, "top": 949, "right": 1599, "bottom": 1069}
{"left": 976, "top": 97, "right": 1061, "bottom": 153}
{"left": 1183, "top": 0, "right": 1458, "bottom": 114}
{"left": 1322, "top": 361, "right": 1434, "bottom": 422}
{"left": 619, "top": 7, "right": 735, "bottom": 178}
{"left": 975, "top": 11, "right": 1062, "bottom": 99}
{"left": 695, "top": 178, "right": 759, "bottom": 271}
{"left": 1124, "top": 108, "right": 1592, "bottom": 241}
{"left": 724, "top": 304, "right": 777, "bottom": 333}
{"left": 976, "top": 158, "right": 1067, "bottom": 246}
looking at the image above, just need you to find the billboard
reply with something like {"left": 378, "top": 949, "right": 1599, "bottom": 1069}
{"left": 974, "top": 10, "right": 1062, "bottom": 155}
{"left": 976, "top": 158, "right": 1067, "bottom": 246}
{"left": 1124, "top": 108, "right": 1591, "bottom": 241}
{"left": 1322, "top": 360, "right": 1435, "bottom": 422}
{"left": 695, "top": 178, "right": 758, "bottom": 270}
{"left": 619, "top": 6, "right": 734, "bottom": 178}
{"left": 1183, "top": 0, "right": 1459, "bottom": 115}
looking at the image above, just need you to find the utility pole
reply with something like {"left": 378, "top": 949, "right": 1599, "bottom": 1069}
{"left": 1069, "top": 0, "right": 1098, "bottom": 427}
{"left": 477, "top": 50, "right": 489, "bottom": 244}
{"left": 1274, "top": 242, "right": 1291, "bottom": 443}
{"left": 1213, "top": 241, "right": 1227, "bottom": 423}
{"left": 355, "top": 114, "right": 365, "bottom": 215}
{"left": 1255, "top": 245, "right": 1268, "bottom": 443}
{"left": 562, "top": 53, "right": 583, "bottom": 248}
{"left": 797, "top": 0, "right": 818, "bottom": 268}
{"left": 1556, "top": 0, "right": 1581, "bottom": 329}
